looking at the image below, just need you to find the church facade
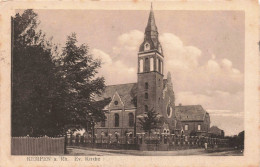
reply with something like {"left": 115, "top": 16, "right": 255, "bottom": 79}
{"left": 94, "top": 6, "right": 210, "bottom": 139}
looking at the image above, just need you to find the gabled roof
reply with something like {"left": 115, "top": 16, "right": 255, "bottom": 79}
{"left": 94, "top": 83, "right": 137, "bottom": 109}
{"left": 175, "top": 105, "right": 208, "bottom": 121}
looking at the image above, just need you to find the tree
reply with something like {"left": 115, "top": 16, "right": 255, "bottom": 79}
{"left": 12, "top": 10, "right": 109, "bottom": 137}
{"left": 12, "top": 9, "right": 63, "bottom": 137}
{"left": 138, "top": 108, "right": 160, "bottom": 140}
{"left": 237, "top": 131, "right": 244, "bottom": 149}
{"left": 59, "top": 33, "right": 110, "bottom": 133}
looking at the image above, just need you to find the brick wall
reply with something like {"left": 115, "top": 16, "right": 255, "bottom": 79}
{"left": 95, "top": 109, "right": 135, "bottom": 138}
{"left": 181, "top": 120, "right": 210, "bottom": 136}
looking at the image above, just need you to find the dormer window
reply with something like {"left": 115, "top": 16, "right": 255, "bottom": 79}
{"left": 144, "top": 43, "right": 150, "bottom": 51}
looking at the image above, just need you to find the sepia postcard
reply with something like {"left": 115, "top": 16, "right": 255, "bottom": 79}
{"left": 0, "top": 0, "right": 259, "bottom": 167}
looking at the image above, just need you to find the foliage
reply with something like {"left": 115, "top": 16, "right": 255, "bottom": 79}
{"left": 12, "top": 9, "right": 63, "bottom": 137}
{"left": 225, "top": 131, "right": 244, "bottom": 149}
{"left": 190, "top": 130, "right": 197, "bottom": 136}
{"left": 138, "top": 108, "right": 160, "bottom": 136}
{"left": 59, "top": 33, "right": 110, "bottom": 131}
{"left": 12, "top": 9, "right": 110, "bottom": 137}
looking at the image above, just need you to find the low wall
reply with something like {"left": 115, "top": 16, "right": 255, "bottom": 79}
{"left": 66, "top": 134, "right": 228, "bottom": 151}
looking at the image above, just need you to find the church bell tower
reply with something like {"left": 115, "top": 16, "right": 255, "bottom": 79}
{"left": 136, "top": 4, "right": 164, "bottom": 121}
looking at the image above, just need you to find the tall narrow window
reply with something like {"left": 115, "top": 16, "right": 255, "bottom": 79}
{"left": 145, "top": 82, "right": 148, "bottom": 89}
{"left": 129, "top": 113, "right": 134, "bottom": 127}
{"left": 145, "top": 58, "right": 149, "bottom": 72}
{"left": 156, "top": 58, "right": 159, "bottom": 71}
{"left": 158, "top": 59, "right": 161, "bottom": 73}
{"left": 161, "top": 61, "right": 163, "bottom": 74}
{"left": 185, "top": 124, "right": 189, "bottom": 131}
{"left": 150, "top": 58, "right": 154, "bottom": 71}
{"left": 114, "top": 113, "right": 119, "bottom": 127}
{"left": 145, "top": 105, "right": 148, "bottom": 113}
{"left": 198, "top": 124, "right": 201, "bottom": 131}
{"left": 139, "top": 59, "right": 143, "bottom": 73}
{"left": 145, "top": 93, "right": 148, "bottom": 99}
{"left": 101, "top": 120, "right": 105, "bottom": 127}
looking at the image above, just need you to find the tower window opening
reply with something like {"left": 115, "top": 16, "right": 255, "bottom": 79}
{"left": 144, "top": 43, "right": 150, "bottom": 51}
{"left": 145, "top": 58, "right": 149, "bottom": 72}
{"left": 150, "top": 57, "right": 154, "bottom": 71}
{"left": 161, "top": 61, "right": 163, "bottom": 74}
{"left": 156, "top": 58, "right": 159, "bottom": 71}
{"left": 145, "top": 93, "right": 148, "bottom": 99}
{"left": 145, "top": 105, "right": 148, "bottom": 113}
{"left": 139, "top": 59, "right": 144, "bottom": 73}
{"left": 145, "top": 82, "right": 148, "bottom": 89}
{"left": 158, "top": 59, "right": 161, "bottom": 73}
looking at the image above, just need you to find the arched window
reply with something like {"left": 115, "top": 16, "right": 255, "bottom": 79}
{"left": 145, "top": 105, "right": 148, "bottom": 113}
{"left": 150, "top": 57, "right": 154, "bottom": 71}
{"left": 139, "top": 59, "right": 143, "bottom": 73}
{"left": 144, "top": 43, "right": 150, "bottom": 51}
{"left": 145, "top": 82, "right": 148, "bottom": 89}
{"left": 198, "top": 124, "right": 201, "bottom": 131}
{"left": 114, "top": 113, "right": 119, "bottom": 127}
{"left": 129, "top": 113, "right": 134, "bottom": 127}
{"left": 145, "top": 58, "right": 149, "bottom": 72}
{"left": 101, "top": 120, "right": 105, "bottom": 127}
{"left": 156, "top": 58, "right": 159, "bottom": 71}
{"left": 145, "top": 93, "right": 148, "bottom": 99}
{"left": 167, "top": 105, "right": 172, "bottom": 118}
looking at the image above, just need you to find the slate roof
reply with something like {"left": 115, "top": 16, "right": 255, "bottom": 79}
{"left": 94, "top": 83, "right": 137, "bottom": 109}
{"left": 175, "top": 105, "right": 207, "bottom": 121}
{"left": 93, "top": 79, "right": 170, "bottom": 110}
{"left": 139, "top": 5, "right": 161, "bottom": 53}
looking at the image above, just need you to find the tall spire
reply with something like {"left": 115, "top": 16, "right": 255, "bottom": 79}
{"left": 145, "top": 2, "right": 158, "bottom": 33}
{"left": 139, "top": 3, "right": 162, "bottom": 54}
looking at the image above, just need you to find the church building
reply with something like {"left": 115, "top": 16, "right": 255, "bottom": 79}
{"left": 94, "top": 5, "right": 210, "bottom": 139}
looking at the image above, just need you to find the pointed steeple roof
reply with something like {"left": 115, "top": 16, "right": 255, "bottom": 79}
{"left": 145, "top": 3, "right": 158, "bottom": 33}
{"left": 139, "top": 3, "right": 163, "bottom": 55}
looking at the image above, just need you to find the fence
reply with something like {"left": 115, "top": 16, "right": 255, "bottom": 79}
{"left": 66, "top": 134, "right": 229, "bottom": 151}
{"left": 11, "top": 136, "right": 65, "bottom": 155}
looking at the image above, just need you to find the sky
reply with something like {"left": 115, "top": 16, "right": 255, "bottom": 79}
{"left": 23, "top": 9, "right": 244, "bottom": 136}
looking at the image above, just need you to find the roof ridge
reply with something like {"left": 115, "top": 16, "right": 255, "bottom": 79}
{"left": 105, "top": 82, "right": 137, "bottom": 87}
